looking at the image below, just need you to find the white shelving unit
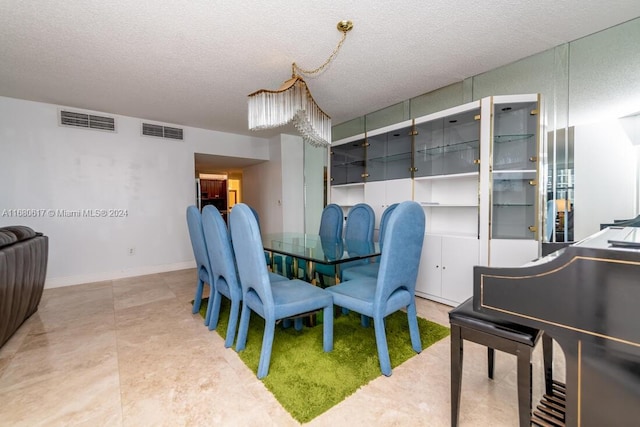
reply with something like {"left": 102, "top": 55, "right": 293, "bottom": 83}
{"left": 483, "top": 94, "right": 542, "bottom": 267}
{"left": 329, "top": 94, "right": 543, "bottom": 306}
{"left": 412, "top": 101, "right": 481, "bottom": 304}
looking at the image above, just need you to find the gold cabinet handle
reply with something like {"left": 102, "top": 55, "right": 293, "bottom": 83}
{"left": 528, "top": 226, "right": 537, "bottom": 232}
{"left": 529, "top": 156, "right": 538, "bottom": 162}
{"left": 528, "top": 180, "right": 537, "bottom": 186}
{"left": 473, "top": 159, "right": 480, "bottom": 165}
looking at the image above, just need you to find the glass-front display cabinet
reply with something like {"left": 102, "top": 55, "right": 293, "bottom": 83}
{"left": 330, "top": 136, "right": 366, "bottom": 185}
{"left": 366, "top": 124, "right": 413, "bottom": 182}
{"left": 414, "top": 105, "right": 481, "bottom": 178}
{"left": 491, "top": 96, "right": 540, "bottom": 240}
{"left": 413, "top": 102, "right": 481, "bottom": 237}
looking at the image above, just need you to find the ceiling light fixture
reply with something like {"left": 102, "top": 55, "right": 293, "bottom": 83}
{"left": 247, "top": 20, "right": 354, "bottom": 147}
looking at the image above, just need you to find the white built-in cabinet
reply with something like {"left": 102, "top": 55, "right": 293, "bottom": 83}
{"left": 418, "top": 235, "right": 479, "bottom": 305}
{"left": 330, "top": 94, "right": 542, "bottom": 306}
{"left": 364, "top": 179, "right": 413, "bottom": 236}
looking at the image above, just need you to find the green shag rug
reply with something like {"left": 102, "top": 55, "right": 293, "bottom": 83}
{"left": 197, "top": 298, "right": 449, "bottom": 423}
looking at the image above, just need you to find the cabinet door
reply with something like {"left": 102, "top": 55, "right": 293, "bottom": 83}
{"left": 331, "top": 139, "right": 366, "bottom": 185}
{"left": 491, "top": 97, "right": 539, "bottom": 240}
{"left": 414, "top": 105, "right": 480, "bottom": 178}
{"left": 440, "top": 236, "right": 479, "bottom": 304}
{"left": 200, "top": 180, "right": 210, "bottom": 197}
{"left": 385, "top": 126, "right": 413, "bottom": 180}
{"left": 367, "top": 125, "right": 412, "bottom": 182}
{"left": 414, "top": 118, "right": 445, "bottom": 177}
{"left": 364, "top": 180, "right": 387, "bottom": 230}
{"left": 366, "top": 133, "right": 386, "bottom": 182}
{"left": 364, "top": 178, "right": 413, "bottom": 231}
{"left": 442, "top": 109, "right": 481, "bottom": 175}
{"left": 415, "top": 235, "right": 442, "bottom": 297}
{"left": 211, "top": 180, "right": 222, "bottom": 198}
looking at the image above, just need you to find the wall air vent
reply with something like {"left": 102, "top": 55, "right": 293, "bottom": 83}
{"left": 142, "top": 123, "right": 184, "bottom": 140}
{"left": 60, "top": 110, "right": 116, "bottom": 132}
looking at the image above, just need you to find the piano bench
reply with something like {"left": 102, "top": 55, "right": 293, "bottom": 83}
{"left": 449, "top": 297, "right": 553, "bottom": 427}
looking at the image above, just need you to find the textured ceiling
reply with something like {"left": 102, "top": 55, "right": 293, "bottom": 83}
{"left": 1, "top": 1, "right": 640, "bottom": 143}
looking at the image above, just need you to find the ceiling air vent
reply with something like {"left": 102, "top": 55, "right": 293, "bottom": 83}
{"left": 60, "top": 110, "right": 116, "bottom": 132}
{"left": 142, "top": 123, "right": 184, "bottom": 140}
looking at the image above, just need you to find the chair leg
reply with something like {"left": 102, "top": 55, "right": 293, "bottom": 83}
{"left": 225, "top": 298, "right": 241, "bottom": 348}
{"left": 192, "top": 278, "right": 204, "bottom": 314}
{"left": 257, "top": 319, "right": 276, "bottom": 379}
{"left": 516, "top": 345, "right": 533, "bottom": 427}
{"left": 407, "top": 301, "right": 422, "bottom": 353}
{"left": 373, "top": 315, "right": 392, "bottom": 376}
{"left": 542, "top": 333, "right": 554, "bottom": 395}
{"left": 487, "top": 347, "right": 495, "bottom": 379}
{"left": 450, "top": 324, "right": 463, "bottom": 427}
{"left": 207, "top": 290, "right": 222, "bottom": 331}
{"left": 235, "top": 304, "right": 251, "bottom": 351}
{"left": 361, "top": 314, "right": 370, "bottom": 327}
{"left": 322, "top": 305, "right": 334, "bottom": 352}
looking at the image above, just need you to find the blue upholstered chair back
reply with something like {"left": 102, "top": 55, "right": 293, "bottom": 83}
{"left": 248, "top": 205, "right": 261, "bottom": 232}
{"left": 186, "top": 205, "right": 212, "bottom": 284}
{"left": 345, "top": 203, "right": 375, "bottom": 241}
{"left": 202, "top": 205, "right": 241, "bottom": 300}
{"left": 374, "top": 201, "right": 425, "bottom": 306}
{"left": 319, "top": 204, "right": 344, "bottom": 240}
{"left": 378, "top": 203, "right": 399, "bottom": 250}
{"left": 229, "top": 204, "right": 274, "bottom": 305}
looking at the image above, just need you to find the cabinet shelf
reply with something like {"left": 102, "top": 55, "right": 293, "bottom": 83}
{"left": 414, "top": 171, "right": 478, "bottom": 181}
{"left": 368, "top": 152, "right": 412, "bottom": 163}
{"left": 420, "top": 203, "right": 479, "bottom": 208}
{"left": 493, "top": 203, "right": 534, "bottom": 207}
{"left": 416, "top": 139, "right": 480, "bottom": 156}
{"left": 494, "top": 134, "right": 535, "bottom": 143}
{"left": 332, "top": 160, "right": 366, "bottom": 168}
{"left": 331, "top": 182, "right": 364, "bottom": 188}
{"left": 492, "top": 170, "right": 536, "bottom": 180}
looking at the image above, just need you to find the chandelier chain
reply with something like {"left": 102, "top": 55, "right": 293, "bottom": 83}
{"left": 292, "top": 29, "right": 348, "bottom": 77}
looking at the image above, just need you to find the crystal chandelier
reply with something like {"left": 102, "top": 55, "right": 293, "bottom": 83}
{"left": 248, "top": 20, "right": 353, "bottom": 147}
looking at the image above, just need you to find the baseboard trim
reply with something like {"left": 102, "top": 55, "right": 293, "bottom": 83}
{"left": 44, "top": 261, "right": 196, "bottom": 289}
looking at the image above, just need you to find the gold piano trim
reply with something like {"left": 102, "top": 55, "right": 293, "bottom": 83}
{"left": 479, "top": 255, "right": 640, "bottom": 348}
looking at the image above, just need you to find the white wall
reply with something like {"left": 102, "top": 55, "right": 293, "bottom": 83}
{"left": 281, "top": 134, "right": 304, "bottom": 233}
{"left": 241, "top": 133, "right": 305, "bottom": 234}
{"left": 0, "top": 96, "right": 271, "bottom": 287}
{"left": 304, "top": 143, "right": 327, "bottom": 234}
{"left": 242, "top": 135, "right": 283, "bottom": 233}
{"left": 574, "top": 119, "right": 637, "bottom": 240}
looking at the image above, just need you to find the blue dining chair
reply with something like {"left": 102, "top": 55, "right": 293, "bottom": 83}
{"left": 286, "top": 203, "right": 344, "bottom": 281}
{"left": 342, "top": 203, "right": 399, "bottom": 281}
{"left": 249, "top": 205, "right": 284, "bottom": 274}
{"left": 186, "top": 205, "right": 214, "bottom": 320}
{"left": 316, "top": 203, "right": 374, "bottom": 283}
{"left": 229, "top": 203, "right": 334, "bottom": 379}
{"left": 202, "top": 205, "right": 288, "bottom": 347}
{"left": 340, "top": 203, "right": 375, "bottom": 270}
{"left": 326, "top": 201, "right": 425, "bottom": 376}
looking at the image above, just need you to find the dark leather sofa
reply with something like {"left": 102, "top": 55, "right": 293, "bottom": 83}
{"left": 0, "top": 226, "right": 48, "bottom": 348}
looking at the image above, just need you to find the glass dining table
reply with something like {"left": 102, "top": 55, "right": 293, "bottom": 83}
{"left": 261, "top": 232, "right": 380, "bottom": 285}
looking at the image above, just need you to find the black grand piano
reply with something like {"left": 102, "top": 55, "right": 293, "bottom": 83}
{"left": 474, "top": 226, "right": 640, "bottom": 427}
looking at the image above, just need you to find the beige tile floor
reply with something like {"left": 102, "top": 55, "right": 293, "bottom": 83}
{"left": 0, "top": 269, "right": 563, "bottom": 426}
